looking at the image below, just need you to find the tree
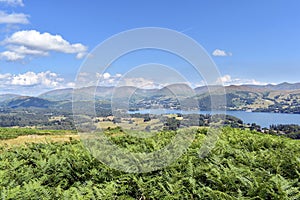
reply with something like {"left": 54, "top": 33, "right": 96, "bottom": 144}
{"left": 164, "top": 117, "right": 180, "bottom": 131}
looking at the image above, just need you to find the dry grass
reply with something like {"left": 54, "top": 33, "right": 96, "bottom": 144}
{"left": 0, "top": 134, "right": 80, "bottom": 147}
{"left": 97, "top": 121, "right": 118, "bottom": 129}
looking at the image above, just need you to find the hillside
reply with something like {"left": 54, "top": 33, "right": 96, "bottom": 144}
{"left": 38, "top": 88, "right": 73, "bottom": 101}
{"left": 39, "top": 86, "right": 116, "bottom": 101}
{"left": 246, "top": 82, "right": 300, "bottom": 90}
{"left": 0, "top": 127, "right": 299, "bottom": 199}
{"left": 0, "top": 82, "right": 300, "bottom": 113}
{"left": 2, "top": 96, "right": 55, "bottom": 109}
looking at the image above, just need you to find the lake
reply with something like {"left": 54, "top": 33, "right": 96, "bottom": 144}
{"left": 128, "top": 109, "right": 300, "bottom": 128}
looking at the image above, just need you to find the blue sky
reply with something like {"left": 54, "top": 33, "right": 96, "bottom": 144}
{"left": 0, "top": 0, "right": 299, "bottom": 95}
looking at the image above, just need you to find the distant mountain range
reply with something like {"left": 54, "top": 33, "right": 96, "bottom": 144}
{"left": 1, "top": 82, "right": 300, "bottom": 113}
{"left": 241, "top": 82, "right": 300, "bottom": 91}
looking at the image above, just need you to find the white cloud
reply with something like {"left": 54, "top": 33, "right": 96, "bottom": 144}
{"left": 75, "top": 52, "right": 86, "bottom": 59}
{"left": 0, "top": 0, "right": 24, "bottom": 6}
{"left": 0, "top": 71, "right": 64, "bottom": 87}
{"left": 117, "top": 77, "right": 164, "bottom": 89}
{"left": 102, "top": 72, "right": 111, "bottom": 79}
{"left": 4, "top": 30, "right": 87, "bottom": 54}
{"left": 10, "top": 71, "right": 63, "bottom": 87}
{"left": 0, "top": 30, "right": 87, "bottom": 61}
{"left": 217, "top": 75, "right": 267, "bottom": 86}
{"left": 0, "top": 73, "right": 11, "bottom": 80}
{"left": 217, "top": 75, "right": 231, "bottom": 83}
{"left": 74, "top": 73, "right": 166, "bottom": 89}
{"left": 96, "top": 72, "right": 111, "bottom": 80}
{"left": 0, "top": 71, "right": 73, "bottom": 95}
{"left": 212, "top": 49, "right": 232, "bottom": 57}
{"left": 76, "top": 72, "right": 123, "bottom": 88}
{"left": 0, "top": 50, "right": 24, "bottom": 61}
{"left": 7, "top": 45, "right": 48, "bottom": 56}
{"left": 97, "top": 73, "right": 121, "bottom": 85}
{"left": 0, "top": 11, "right": 29, "bottom": 24}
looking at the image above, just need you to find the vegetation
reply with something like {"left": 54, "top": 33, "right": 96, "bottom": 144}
{"left": 0, "top": 127, "right": 76, "bottom": 140}
{"left": 266, "top": 124, "right": 300, "bottom": 139}
{"left": 0, "top": 127, "right": 300, "bottom": 199}
{"left": 0, "top": 108, "right": 75, "bottom": 130}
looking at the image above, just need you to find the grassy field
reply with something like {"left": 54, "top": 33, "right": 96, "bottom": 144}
{"left": 0, "top": 127, "right": 78, "bottom": 147}
{"left": 97, "top": 117, "right": 163, "bottom": 131}
{"left": 0, "top": 134, "right": 80, "bottom": 147}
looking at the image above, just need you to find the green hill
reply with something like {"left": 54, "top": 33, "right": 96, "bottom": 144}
{"left": 0, "top": 127, "right": 299, "bottom": 199}
{"left": 4, "top": 96, "right": 55, "bottom": 108}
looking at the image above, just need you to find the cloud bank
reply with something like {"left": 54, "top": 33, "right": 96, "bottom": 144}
{"left": 0, "top": 30, "right": 87, "bottom": 61}
{"left": 216, "top": 75, "right": 267, "bottom": 86}
{"left": 0, "top": 71, "right": 64, "bottom": 87}
{"left": 0, "top": 71, "right": 73, "bottom": 95}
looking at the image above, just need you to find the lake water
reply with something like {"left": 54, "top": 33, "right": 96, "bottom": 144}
{"left": 128, "top": 109, "right": 300, "bottom": 128}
